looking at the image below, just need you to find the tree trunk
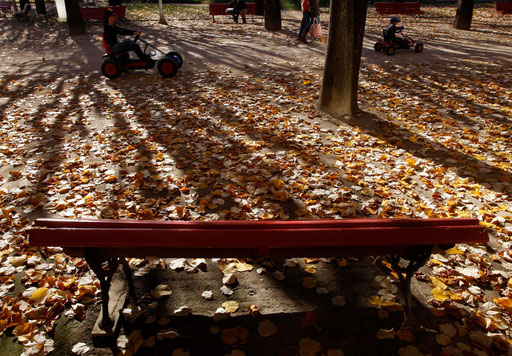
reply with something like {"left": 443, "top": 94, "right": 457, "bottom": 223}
{"left": 264, "top": 0, "right": 281, "bottom": 31}
{"left": 318, "top": 0, "right": 368, "bottom": 117}
{"left": 65, "top": 0, "right": 86, "bottom": 36}
{"left": 453, "top": 0, "right": 474, "bottom": 30}
{"left": 158, "top": 0, "right": 167, "bottom": 25}
{"left": 255, "top": 0, "right": 264, "bottom": 16}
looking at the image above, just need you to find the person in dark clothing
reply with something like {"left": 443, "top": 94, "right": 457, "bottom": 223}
{"left": 384, "top": 17, "right": 407, "bottom": 48}
{"left": 229, "top": 0, "right": 247, "bottom": 23}
{"left": 14, "top": 0, "right": 31, "bottom": 21}
{"left": 298, "top": 0, "right": 319, "bottom": 43}
{"left": 103, "top": 9, "right": 146, "bottom": 61}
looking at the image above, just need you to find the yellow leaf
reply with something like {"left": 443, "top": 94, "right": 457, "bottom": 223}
{"left": 218, "top": 261, "right": 237, "bottom": 275}
{"left": 479, "top": 221, "right": 496, "bottom": 229}
{"left": 303, "top": 80, "right": 311, "bottom": 85}
{"left": 430, "top": 277, "right": 448, "bottom": 290}
{"left": 368, "top": 296, "right": 402, "bottom": 307}
{"left": 508, "top": 279, "right": 512, "bottom": 289}
{"left": 304, "top": 265, "right": 317, "bottom": 274}
{"left": 431, "top": 286, "right": 451, "bottom": 302}
{"left": 406, "top": 158, "right": 416, "bottom": 167}
{"left": 445, "top": 246, "right": 464, "bottom": 255}
{"left": 222, "top": 301, "right": 239, "bottom": 313}
{"left": 247, "top": 304, "right": 260, "bottom": 317}
{"left": 494, "top": 297, "right": 512, "bottom": 312}
{"left": 235, "top": 261, "right": 253, "bottom": 272}
{"left": 31, "top": 287, "right": 49, "bottom": 303}
{"left": 105, "top": 175, "right": 117, "bottom": 183}
{"left": 429, "top": 258, "right": 444, "bottom": 266}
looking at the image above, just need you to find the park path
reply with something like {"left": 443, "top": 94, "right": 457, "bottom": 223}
{"left": 0, "top": 6, "right": 512, "bottom": 356}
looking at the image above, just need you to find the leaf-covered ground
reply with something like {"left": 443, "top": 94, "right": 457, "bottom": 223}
{"left": 0, "top": 4, "right": 511, "bottom": 356}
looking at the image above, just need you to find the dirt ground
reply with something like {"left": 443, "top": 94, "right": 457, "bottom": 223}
{"left": 1, "top": 4, "right": 512, "bottom": 356}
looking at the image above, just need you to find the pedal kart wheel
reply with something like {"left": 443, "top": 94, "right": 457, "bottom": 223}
{"left": 386, "top": 46, "right": 395, "bottom": 56}
{"left": 374, "top": 42, "right": 383, "bottom": 52}
{"left": 166, "top": 51, "right": 184, "bottom": 69}
{"left": 415, "top": 43, "right": 424, "bottom": 53}
{"left": 101, "top": 59, "right": 122, "bottom": 79}
{"left": 157, "top": 58, "right": 178, "bottom": 78}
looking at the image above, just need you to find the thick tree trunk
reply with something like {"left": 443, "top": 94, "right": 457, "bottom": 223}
{"left": 318, "top": 0, "right": 368, "bottom": 117}
{"left": 65, "top": 0, "right": 86, "bottom": 36}
{"left": 158, "top": 0, "right": 167, "bottom": 25}
{"left": 264, "top": 0, "right": 281, "bottom": 31}
{"left": 255, "top": 0, "right": 264, "bottom": 16}
{"left": 453, "top": 0, "right": 474, "bottom": 30}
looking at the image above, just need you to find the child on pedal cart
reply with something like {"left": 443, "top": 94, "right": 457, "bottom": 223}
{"left": 384, "top": 17, "right": 408, "bottom": 49}
{"left": 103, "top": 8, "right": 149, "bottom": 62}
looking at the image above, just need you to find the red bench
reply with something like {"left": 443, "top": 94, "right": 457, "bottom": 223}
{"left": 80, "top": 5, "right": 125, "bottom": 21}
{"left": 0, "top": 1, "right": 12, "bottom": 15}
{"left": 375, "top": 2, "right": 423, "bottom": 15}
{"left": 496, "top": 1, "right": 512, "bottom": 14}
{"left": 209, "top": 2, "right": 256, "bottom": 22}
{"left": 29, "top": 217, "right": 488, "bottom": 334}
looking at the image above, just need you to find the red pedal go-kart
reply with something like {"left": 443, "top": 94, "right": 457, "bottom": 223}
{"left": 374, "top": 29, "right": 423, "bottom": 55}
{"left": 101, "top": 35, "right": 184, "bottom": 79}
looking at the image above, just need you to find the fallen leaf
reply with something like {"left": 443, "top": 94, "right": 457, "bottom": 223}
{"left": 257, "top": 319, "right": 277, "bottom": 337}
{"left": 150, "top": 284, "right": 172, "bottom": 299}
{"left": 222, "top": 301, "right": 239, "bottom": 313}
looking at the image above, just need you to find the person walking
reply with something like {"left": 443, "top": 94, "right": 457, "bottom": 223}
{"left": 298, "top": 0, "right": 319, "bottom": 43}
{"left": 229, "top": 0, "right": 248, "bottom": 24}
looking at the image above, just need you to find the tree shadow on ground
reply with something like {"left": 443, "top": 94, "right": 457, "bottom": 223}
{"left": 337, "top": 109, "right": 511, "bottom": 190}
{"left": 106, "top": 257, "right": 446, "bottom": 356}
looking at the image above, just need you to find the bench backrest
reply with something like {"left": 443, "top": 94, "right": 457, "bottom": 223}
{"left": 496, "top": 2, "right": 512, "bottom": 13}
{"left": 80, "top": 5, "right": 126, "bottom": 20}
{"left": 30, "top": 218, "right": 488, "bottom": 258}
{"left": 375, "top": 2, "right": 422, "bottom": 14}
{"left": 209, "top": 2, "right": 256, "bottom": 15}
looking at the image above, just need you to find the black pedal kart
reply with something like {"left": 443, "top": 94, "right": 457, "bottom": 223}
{"left": 374, "top": 29, "right": 423, "bottom": 56}
{"left": 101, "top": 35, "right": 184, "bottom": 79}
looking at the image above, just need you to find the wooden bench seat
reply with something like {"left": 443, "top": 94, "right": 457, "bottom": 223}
{"left": 29, "top": 217, "right": 488, "bottom": 335}
{"left": 375, "top": 2, "right": 423, "bottom": 15}
{"left": 496, "top": 1, "right": 512, "bottom": 14}
{"left": 209, "top": 2, "right": 256, "bottom": 22}
{"left": 80, "top": 5, "right": 125, "bottom": 21}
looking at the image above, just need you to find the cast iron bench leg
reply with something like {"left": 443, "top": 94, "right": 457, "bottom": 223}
{"left": 388, "top": 245, "right": 433, "bottom": 324}
{"left": 84, "top": 248, "right": 121, "bottom": 331}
